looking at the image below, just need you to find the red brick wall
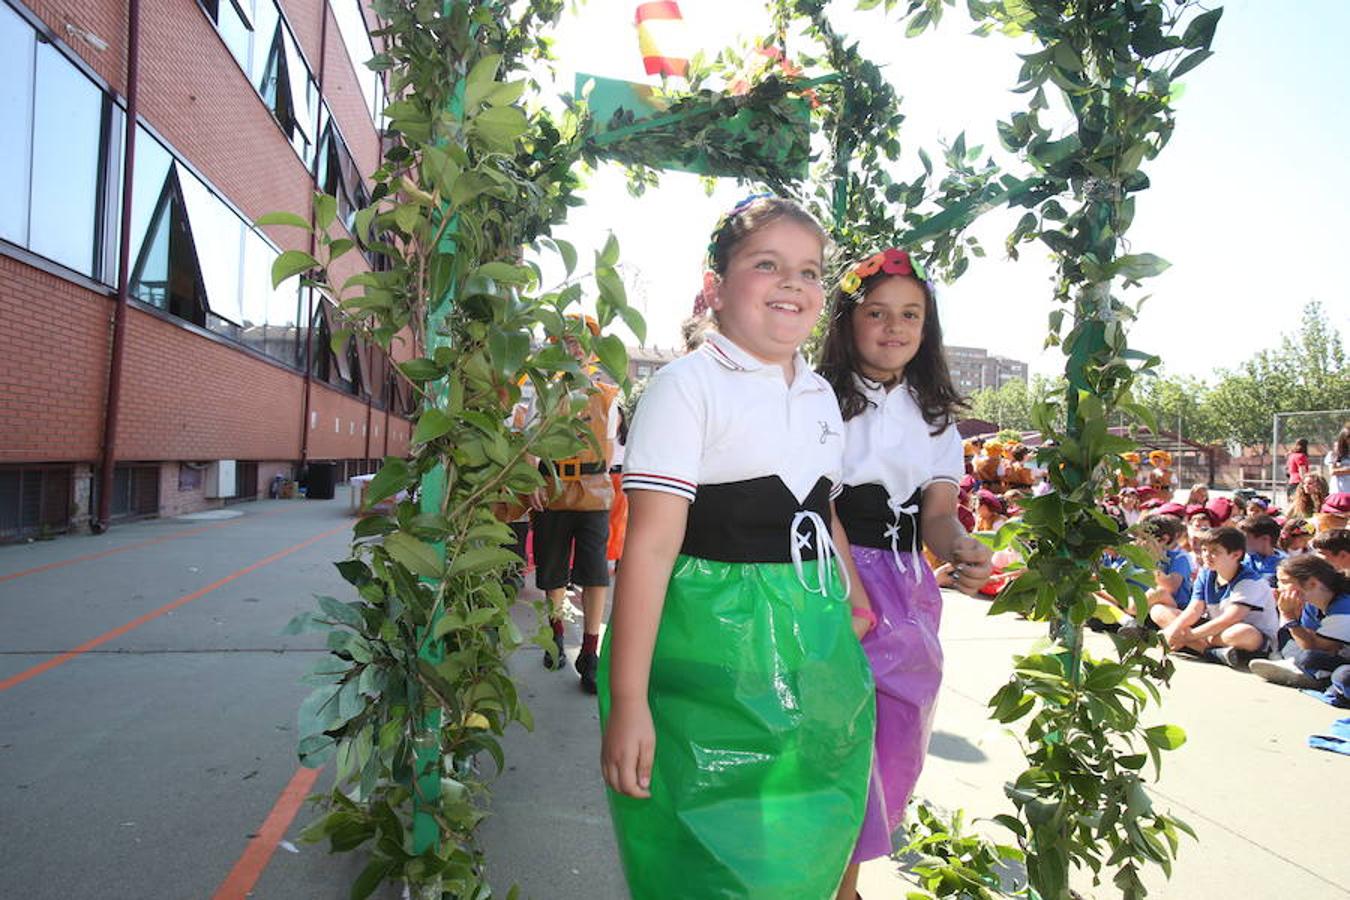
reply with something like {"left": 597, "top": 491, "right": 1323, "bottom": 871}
{"left": 135, "top": 2, "right": 316, "bottom": 257}
{"left": 114, "top": 307, "right": 305, "bottom": 461}
{"left": 319, "top": 2, "right": 382, "bottom": 180}
{"left": 0, "top": 257, "right": 110, "bottom": 463}
{"left": 23, "top": 0, "right": 127, "bottom": 92}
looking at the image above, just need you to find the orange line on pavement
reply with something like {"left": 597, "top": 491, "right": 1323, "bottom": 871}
{"left": 213, "top": 765, "right": 323, "bottom": 900}
{"left": 0, "top": 507, "right": 292, "bottom": 585}
{"left": 0, "top": 522, "right": 351, "bottom": 693}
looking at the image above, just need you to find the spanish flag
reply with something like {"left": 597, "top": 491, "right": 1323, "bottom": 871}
{"left": 635, "top": 1, "right": 689, "bottom": 77}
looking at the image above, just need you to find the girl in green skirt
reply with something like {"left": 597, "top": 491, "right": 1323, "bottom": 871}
{"left": 599, "top": 196, "right": 877, "bottom": 899}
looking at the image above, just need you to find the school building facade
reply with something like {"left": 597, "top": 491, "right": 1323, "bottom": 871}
{"left": 0, "top": 0, "right": 415, "bottom": 541}
{"left": 945, "top": 344, "right": 1029, "bottom": 394}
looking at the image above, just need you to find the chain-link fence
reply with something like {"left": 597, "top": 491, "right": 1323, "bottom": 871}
{"left": 1270, "top": 409, "right": 1350, "bottom": 504}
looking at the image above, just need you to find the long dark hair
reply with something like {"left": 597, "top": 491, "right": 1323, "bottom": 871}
{"left": 1279, "top": 552, "right": 1350, "bottom": 596}
{"left": 816, "top": 267, "right": 965, "bottom": 432}
{"left": 1335, "top": 425, "right": 1350, "bottom": 461}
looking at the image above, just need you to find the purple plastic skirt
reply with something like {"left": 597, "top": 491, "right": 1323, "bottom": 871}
{"left": 849, "top": 545, "right": 944, "bottom": 863}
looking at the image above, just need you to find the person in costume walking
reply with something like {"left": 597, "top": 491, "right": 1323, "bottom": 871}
{"left": 598, "top": 196, "right": 876, "bottom": 899}
{"left": 530, "top": 316, "right": 621, "bottom": 694}
{"left": 817, "top": 247, "right": 994, "bottom": 900}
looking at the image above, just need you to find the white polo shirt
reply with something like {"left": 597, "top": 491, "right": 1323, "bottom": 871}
{"left": 840, "top": 376, "right": 963, "bottom": 500}
{"left": 621, "top": 331, "right": 845, "bottom": 504}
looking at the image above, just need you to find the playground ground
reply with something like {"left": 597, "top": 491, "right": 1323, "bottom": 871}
{"left": 1, "top": 489, "right": 1345, "bottom": 898}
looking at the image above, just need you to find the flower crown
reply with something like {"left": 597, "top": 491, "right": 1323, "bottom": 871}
{"left": 706, "top": 193, "right": 774, "bottom": 270}
{"left": 839, "top": 248, "right": 928, "bottom": 296}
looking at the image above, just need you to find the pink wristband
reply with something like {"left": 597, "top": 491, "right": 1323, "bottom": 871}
{"left": 850, "top": 606, "right": 877, "bottom": 629}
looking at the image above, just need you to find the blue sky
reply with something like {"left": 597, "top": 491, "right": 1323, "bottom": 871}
{"left": 540, "top": 0, "right": 1350, "bottom": 381}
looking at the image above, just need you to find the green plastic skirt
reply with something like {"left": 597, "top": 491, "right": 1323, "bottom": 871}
{"left": 598, "top": 555, "right": 876, "bottom": 899}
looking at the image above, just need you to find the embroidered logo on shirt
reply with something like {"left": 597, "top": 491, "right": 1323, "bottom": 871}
{"left": 818, "top": 421, "right": 840, "bottom": 444}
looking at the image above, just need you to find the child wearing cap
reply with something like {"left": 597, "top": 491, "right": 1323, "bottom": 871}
{"left": 1316, "top": 492, "right": 1350, "bottom": 533}
{"left": 975, "top": 489, "right": 1008, "bottom": 531}
{"left": 1280, "top": 518, "right": 1316, "bottom": 556}
{"left": 1147, "top": 449, "right": 1174, "bottom": 501}
{"left": 529, "top": 315, "right": 621, "bottom": 693}
{"left": 1150, "top": 526, "right": 1279, "bottom": 670}
{"left": 975, "top": 440, "right": 1006, "bottom": 494}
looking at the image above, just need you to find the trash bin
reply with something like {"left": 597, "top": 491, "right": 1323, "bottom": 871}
{"left": 307, "top": 462, "right": 337, "bottom": 500}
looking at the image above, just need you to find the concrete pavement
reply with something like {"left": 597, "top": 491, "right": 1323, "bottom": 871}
{"left": 3, "top": 497, "right": 1346, "bottom": 898}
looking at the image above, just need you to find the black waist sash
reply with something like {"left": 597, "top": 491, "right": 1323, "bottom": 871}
{"left": 835, "top": 484, "right": 922, "bottom": 551}
{"left": 682, "top": 475, "right": 833, "bottom": 564}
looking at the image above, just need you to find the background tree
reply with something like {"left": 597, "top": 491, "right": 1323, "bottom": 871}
{"left": 1132, "top": 371, "right": 1219, "bottom": 443}
{"left": 968, "top": 375, "right": 1065, "bottom": 432}
{"left": 1204, "top": 300, "right": 1349, "bottom": 446}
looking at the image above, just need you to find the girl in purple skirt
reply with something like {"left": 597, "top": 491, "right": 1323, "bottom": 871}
{"left": 817, "top": 248, "right": 994, "bottom": 899}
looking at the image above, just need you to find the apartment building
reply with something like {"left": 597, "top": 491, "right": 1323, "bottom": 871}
{"left": 944, "top": 344, "right": 1029, "bottom": 394}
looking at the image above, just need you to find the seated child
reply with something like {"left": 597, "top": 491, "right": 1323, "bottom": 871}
{"left": 1140, "top": 514, "right": 1193, "bottom": 616}
{"left": 1150, "top": 526, "right": 1279, "bottom": 669}
{"left": 1279, "top": 518, "right": 1315, "bottom": 556}
{"left": 1250, "top": 554, "right": 1350, "bottom": 699}
{"left": 1239, "top": 515, "right": 1285, "bottom": 586}
{"left": 1313, "top": 528, "right": 1350, "bottom": 573}
{"left": 975, "top": 489, "right": 1008, "bottom": 531}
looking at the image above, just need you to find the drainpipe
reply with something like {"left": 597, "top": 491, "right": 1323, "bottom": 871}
{"left": 298, "top": 1, "right": 331, "bottom": 468}
{"left": 94, "top": 0, "right": 140, "bottom": 533}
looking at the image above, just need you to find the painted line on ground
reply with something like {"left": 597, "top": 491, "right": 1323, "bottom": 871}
{"left": 0, "top": 522, "right": 351, "bottom": 693}
{"left": 0, "top": 506, "right": 295, "bottom": 585}
{"left": 213, "top": 765, "right": 323, "bottom": 900}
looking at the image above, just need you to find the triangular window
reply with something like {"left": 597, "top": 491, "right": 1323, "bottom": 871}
{"left": 129, "top": 167, "right": 208, "bottom": 328}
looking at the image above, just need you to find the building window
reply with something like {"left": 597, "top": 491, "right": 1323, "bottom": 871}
{"left": 0, "top": 6, "right": 123, "bottom": 282}
{"left": 0, "top": 465, "right": 73, "bottom": 542}
{"left": 331, "top": 0, "right": 387, "bottom": 127}
{"left": 108, "top": 465, "right": 159, "bottom": 519}
{"left": 128, "top": 125, "right": 304, "bottom": 368}
{"left": 316, "top": 111, "right": 371, "bottom": 232}
{"left": 198, "top": 0, "right": 318, "bottom": 167}
{"left": 199, "top": 0, "right": 254, "bottom": 69}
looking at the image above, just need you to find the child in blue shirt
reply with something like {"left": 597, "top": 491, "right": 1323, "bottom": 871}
{"left": 1251, "top": 554, "right": 1350, "bottom": 703}
{"left": 1150, "top": 526, "right": 1277, "bottom": 669}
{"left": 1140, "top": 514, "right": 1192, "bottom": 614}
{"left": 1240, "top": 515, "right": 1285, "bottom": 587}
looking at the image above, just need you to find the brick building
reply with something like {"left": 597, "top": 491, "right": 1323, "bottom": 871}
{"left": 0, "top": 0, "right": 415, "bottom": 540}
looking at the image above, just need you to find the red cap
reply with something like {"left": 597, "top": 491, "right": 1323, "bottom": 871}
{"left": 1205, "top": 496, "right": 1235, "bottom": 524}
{"left": 1322, "top": 492, "right": 1350, "bottom": 516}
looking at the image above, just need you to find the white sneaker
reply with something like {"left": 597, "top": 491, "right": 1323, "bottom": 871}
{"left": 1249, "top": 657, "right": 1322, "bottom": 689}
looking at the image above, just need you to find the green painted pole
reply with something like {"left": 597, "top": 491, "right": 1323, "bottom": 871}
{"left": 409, "top": 0, "right": 467, "bottom": 866}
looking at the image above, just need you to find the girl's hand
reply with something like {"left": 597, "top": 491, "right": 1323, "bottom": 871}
{"left": 1276, "top": 585, "right": 1303, "bottom": 621}
{"left": 601, "top": 700, "right": 656, "bottom": 799}
{"left": 948, "top": 536, "right": 994, "bottom": 596}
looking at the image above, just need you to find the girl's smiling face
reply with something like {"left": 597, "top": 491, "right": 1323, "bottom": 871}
{"left": 705, "top": 219, "right": 825, "bottom": 368}
{"left": 850, "top": 276, "right": 927, "bottom": 383}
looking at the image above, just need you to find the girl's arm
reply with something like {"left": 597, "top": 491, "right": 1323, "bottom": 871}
{"left": 921, "top": 482, "right": 993, "bottom": 595}
{"left": 829, "top": 502, "right": 874, "bottom": 640}
{"left": 601, "top": 490, "right": 689, "bottom": 799}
